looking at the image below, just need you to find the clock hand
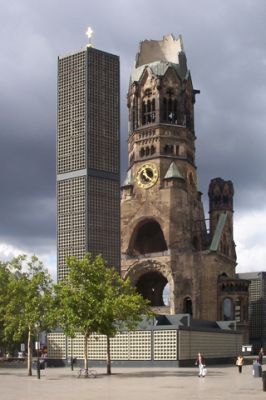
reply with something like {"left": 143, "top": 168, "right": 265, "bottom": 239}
{"left": 142, "top": 169, "right": 152, "bottom": 181}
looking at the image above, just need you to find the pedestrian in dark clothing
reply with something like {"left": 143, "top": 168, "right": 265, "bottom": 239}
{"left": 258, "top": 347, "right": 264, "bottom": 365}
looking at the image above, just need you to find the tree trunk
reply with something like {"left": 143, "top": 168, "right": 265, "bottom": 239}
{"left": 27, "top": 327, "right": 32, "bottom": 376}
{"left": 84, "top": 332, "right": 89, "bottom": 370}
{"left": 106, "top": 336, "right": 111, "bottom": 375}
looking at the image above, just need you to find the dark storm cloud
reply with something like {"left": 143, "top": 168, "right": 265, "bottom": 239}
{"left": 176, "top": 0, "right": 266, "bottom": 214}
{"left": 0, "top": 0, "right": 266, "bottom": 263}
{"left": 0, "top": 119, "right": 56, "bottom": 251}
{"left": 0, "top": 1, "right": 57, "bottom": 253}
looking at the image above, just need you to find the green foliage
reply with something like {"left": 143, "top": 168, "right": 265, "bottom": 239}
{"left": 2, "top": 255, "right": 54, "bottom": 342}
{"left": 0, "top": 261, "right": 13, "bottom": 353}
{"left": 55, "top": 253, "right": 153, "bottom": 373}
{"left": 0, "top": 255, "right": 54, "bottom": 374}
{"left": 55, "top": 253, "right": 152, "bottom": 339}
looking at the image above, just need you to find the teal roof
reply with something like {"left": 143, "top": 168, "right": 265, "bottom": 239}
{"left": 209, "top": 212, "right": 228, "bottom": 251}
{"left": 122, "top": 169, "right": 133, "bottom": 187}
{"left": 164, "top": 162, "right": 184, "bottom": 180}
{"left": 130, "top": 60, "right": 189, "bottom": 84}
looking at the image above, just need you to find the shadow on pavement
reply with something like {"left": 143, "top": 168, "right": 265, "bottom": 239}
{"left": 102, "top": 370, "right": 226, "bottom": 378}
{"left": 0, "top": 368, "right": 226, "bottom": 380}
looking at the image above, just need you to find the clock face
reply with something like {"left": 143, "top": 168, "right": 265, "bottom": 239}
{"left": 136, "top": 163, "right": 159, "bottom": 189}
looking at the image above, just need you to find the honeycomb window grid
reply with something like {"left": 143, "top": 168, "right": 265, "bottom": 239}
{"left": 153, "top": 330, "right": 177, "bottom": 360}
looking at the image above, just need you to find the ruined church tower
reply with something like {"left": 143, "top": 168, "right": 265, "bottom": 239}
{"left": 121, "top": 35, "right": 249, "bottom": 330}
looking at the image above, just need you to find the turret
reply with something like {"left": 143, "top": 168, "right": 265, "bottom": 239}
{"left": 208, "top": 178, "right": 235, "bottom": 259}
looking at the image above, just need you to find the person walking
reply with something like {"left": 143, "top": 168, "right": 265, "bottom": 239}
{"left": 236, "top": 355, "right": 244, "bottom": 373}
{"left": 195, "top": 352, "right": 206, "bottom": 377}
{"left": 258, "top": 347, "right": 264, "bottom": 365}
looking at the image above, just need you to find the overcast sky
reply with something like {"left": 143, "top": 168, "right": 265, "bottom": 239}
{"left": 0, "top": 0, "right": 266, "bottom": 279}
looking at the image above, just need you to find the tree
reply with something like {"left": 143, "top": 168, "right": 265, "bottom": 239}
{"left": 0, "top": 261, "right": 12, "bottom": 355}
{"left": 96, "top": 271, "right": 153, "bottom": 374}
{"left": 1, "top": 255, "right": 54, "bottom": 376}
{"left": 54, "top": 253, "right": 152, "bottom": 374}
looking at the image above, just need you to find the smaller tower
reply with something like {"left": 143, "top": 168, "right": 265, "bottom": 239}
{"left": 208, "top": 178, "right": 235, "bottom": 259}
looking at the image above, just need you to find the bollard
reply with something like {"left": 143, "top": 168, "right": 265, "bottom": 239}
{"left": 253, "top": 362, "right": 262, "bottom": 377}
{"left": 37, "top": 359, "right": 41, "bottom": 379}
{"left": 262, "top": 371, "right": 266, "bottom": 391}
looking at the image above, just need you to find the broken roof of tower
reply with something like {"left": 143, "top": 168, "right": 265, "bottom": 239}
{"left": 135, "top": 34, "right": 184, "bottom": 67}
{"left": 130, "top": 34, "right": 189, "bottom": 83}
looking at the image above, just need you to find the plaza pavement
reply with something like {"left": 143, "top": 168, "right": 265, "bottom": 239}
{"left": 0, "top": 364, "right": 266, "bottom": 400}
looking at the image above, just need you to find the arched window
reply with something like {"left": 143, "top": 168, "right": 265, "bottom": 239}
{"left": 173, "top": 99, "right": 178, "bottom": 123}
{"left": 141, "top": 89, "right": 156, "bottom": 126}
{"left": 132, "top": 220, "right": 167, "bottom": 255}
{"left": 139, "top": 147, "right": 145, "bottom": 157}
{"left": 183, "top": 297, "right": 193, "bottom": 316}
{"left": 150, "top": 145, "right": 155, "bottom": 155}
{"left": 142, "top": 101, "right": 146, "bottom": 125}
{"left": 192, "top": 236, "right": 200, "bottom": 251}
{"left": 152, "top": 99, "right": 156, "bottom": 120}
{"left": 220, "top": 272, "right": 228, "bottom": 278}
{"left": 163, "top": 98, "right": 167, "bottom": 121}
{"left": 223, "top": 195, "right": 229, "bottom": 204}
{"left": 136, "top": 272, "right": 168, "bottom": 307}
{"left": 168, "top": 98, "right": 173, "bottom": 122}
{"left": 147, "top": 100, "right": 151, "bottom": 123}
{"left": 161, "top": 89, "right": 179, "bottom": 124}
{"left": 132, "top": 96, "right": 138, "bottom": 129}
{"left": 223, "top": 298, "right": 233, "bottom": 321}
{"left": 163, "top": 144, "right": 174, "bottom": 155}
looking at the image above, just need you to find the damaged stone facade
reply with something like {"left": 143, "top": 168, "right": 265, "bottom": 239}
{"left": 121, "top": 35, "right": 249, "bottom": 335}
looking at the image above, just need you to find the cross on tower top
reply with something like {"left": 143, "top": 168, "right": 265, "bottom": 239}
{"left": 85, "top": 27, "right": 94, "bottom": 47}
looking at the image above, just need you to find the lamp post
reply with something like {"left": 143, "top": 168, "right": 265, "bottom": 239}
{"left": 71, "top": 338, "right": 74, "bottom": 371}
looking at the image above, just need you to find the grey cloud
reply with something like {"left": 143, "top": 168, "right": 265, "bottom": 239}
{"left": 0, "top": 0, "right": 266, "bottom": 260}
